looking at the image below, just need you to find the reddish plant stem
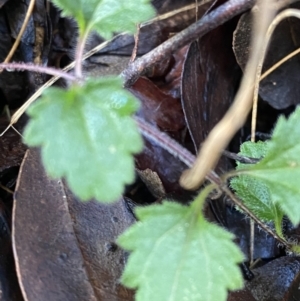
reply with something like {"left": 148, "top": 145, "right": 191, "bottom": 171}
{"left": 122, "top": 0, "right": 255, "bottom": 87}
{"left": 0, "top": 62, "right": 76, "bottom": 82}
{"left": 134, "top": 117, "right": 195, "bottom": 166}
{"left": 134, "top": 116, "right": 221, "bottom": 186}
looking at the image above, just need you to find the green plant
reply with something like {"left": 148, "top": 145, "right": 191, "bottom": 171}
{"left": 2, "top": 0, "right": 300, "bottom": 300}
{"left": 118, "top": 106, "right": 300, "bottom": 301}
{"left": 25, "top": 0, "right": 155, "bottom": 202}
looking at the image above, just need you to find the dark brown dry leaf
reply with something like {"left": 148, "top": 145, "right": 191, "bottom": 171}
{"left": 129, "top": 73, "right": 190, "bottom": 198}
{"left": 246, "top": 257, "right": 300, "bottom": 301}
{"left": 13, "top": 148, "right": 135, "bottom": 301}
{"left": 181, "top": 23, "right": 241, "bottom": 152}
{"left": 233, "top": 3, "right": 300, "bottom": 109}
{"left": 181, "top": 40, "right": 205, "bottom": 150}
{"left": 159, "top": 46, "right": 189, "bottom": 99}
{"left": 130, "top": 77, "right": 185, "bottom": 131}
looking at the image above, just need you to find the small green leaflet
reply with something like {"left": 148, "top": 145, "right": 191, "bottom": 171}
{"left": 118, "top": 201, "right": 244, "bottom": 301}
{"left": 235, "top": 140, "right": 269, "bottom": 159}
{"left": 237, "top": 107, "right": 300, "bottom": 225}
{"left": 51, "top": 0, "right": 156, "bottom": 38}
{"left": 231, "top": 141, "right": 284, "bottom": 226}
{"left": 23, "top": 76, "right": 143, "bottom": 202}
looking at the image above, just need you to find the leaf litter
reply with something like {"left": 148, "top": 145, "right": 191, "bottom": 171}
{"left": 0, "top": 0, "right": 297, "bottom": 301}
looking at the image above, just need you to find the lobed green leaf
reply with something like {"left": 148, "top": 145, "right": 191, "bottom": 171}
{"left": 23, "top": 76, "right": 143, "bottom": 202}
{"left": 51, "top": 0, "right": 155, "bottom": 38}
{"left": 118, "top": 201, "right": 244, "bottom": 301}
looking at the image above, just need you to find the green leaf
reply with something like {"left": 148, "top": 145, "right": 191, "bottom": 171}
{"left": 231, "top": 175, "right": 283, "bottom": 223}
{"left": 118, "top": 201, "right": 244, "bottom": 301}
{"left": 235, "top": 140, "right": 270, "bottom": 162}
{"left": 23, "top": 76, "right": 143, "bottom": 202}
{"left": 240, "top": 107, "right": 300, "bottom": 225}
{"left": 231, "top": 141, "right": 284, "bottom": 225}
{"left": 51, "top": 0, "right": 156, "bottom": 38}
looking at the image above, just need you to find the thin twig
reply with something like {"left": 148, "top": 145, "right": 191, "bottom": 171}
{"left": 122, "top": 0, "right": 255, "bottom": 87}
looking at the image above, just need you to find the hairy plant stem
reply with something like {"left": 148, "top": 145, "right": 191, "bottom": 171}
{"left": 135, "top": 116, "right": 291, "bottom": 249}
{"left": 74, "top": 31, "right": 89, "bottom": 79}
{"left": 134, "top": 116, "right": 221, "bottom": 185}
{"left": 0, "top": 63, "right": 76, "bottom": 82}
